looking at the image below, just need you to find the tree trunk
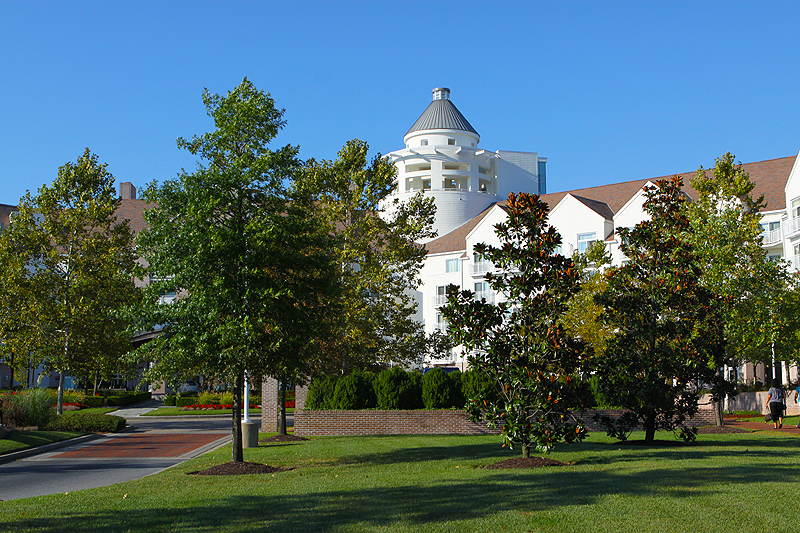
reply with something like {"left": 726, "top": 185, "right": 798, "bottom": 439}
{"left": 231, "top": 371, "right": 244, "bottom": 463}
{"left": 714, "top": 400, "right": 724, "bottom": 427}
{"left": 714, "top": 367, "right": 725, "bottom": 426}
{"left": 56, "top": 372, "right": 66, "bottom": 415}
{"left": 521, "top": 436, "right": 530, "bottom": 458}
{"left": 278, "top": 384, "right": 287, "bottom": 435}
{"left": 644, "top": 410, "right": 656, "bottom": 442}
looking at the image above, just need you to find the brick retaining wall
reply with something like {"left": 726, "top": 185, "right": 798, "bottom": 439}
{"left": 294, "top": 407, "right": 717, "bottom": 437}
{"left": 294, "top": 410, "right": 501, "bottom": 436}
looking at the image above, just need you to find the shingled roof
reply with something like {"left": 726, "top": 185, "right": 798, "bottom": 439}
{"left": 423, "top": 155, "right": 796, "bottom": 255}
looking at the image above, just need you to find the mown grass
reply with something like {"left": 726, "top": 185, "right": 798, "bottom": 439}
{"left": 2, "top": 429, "right": 800, "bottom": 532}
{"left": 76, "top": 407, "right": 115, "bottom": 415}
{"left": 0, "top": 430, "right": 83, "bottom": 456}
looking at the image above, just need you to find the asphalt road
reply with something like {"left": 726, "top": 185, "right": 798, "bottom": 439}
{"left": 0, "top": 411, "right": 232, "bottom": 502}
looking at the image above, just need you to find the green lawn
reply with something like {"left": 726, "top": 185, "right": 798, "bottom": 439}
{"left": 76, "top": 407, "right": 115, "bottom": 415}
{"left": 0, "top": 430, "right": 83, "bottom": 456}
{"left": 2, "top": 429, "right": 799, "bottom": 532}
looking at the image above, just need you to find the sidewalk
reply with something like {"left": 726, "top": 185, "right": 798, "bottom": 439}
{"left": 723, "top": 418, "right": 800, "bottom": 433}
{"left": 107, "top": 398, "right": 163, "bottom": 418}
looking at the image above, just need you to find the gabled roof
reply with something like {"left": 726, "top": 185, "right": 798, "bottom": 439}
{"left": 424, "top": 155, "right": 797, "bottom": 254}
{"left": 424, "top": 202, "right": 503, "bottom": 255}
{"left": 406, "top": 98, "right": 478, "bottom": 136}
{"left": 570, "top": 195, "right": 614, "bottom": 220}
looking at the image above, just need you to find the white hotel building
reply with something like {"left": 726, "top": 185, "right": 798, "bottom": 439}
{"left": 388, "top": 88, "right": 800, "bottom": 383}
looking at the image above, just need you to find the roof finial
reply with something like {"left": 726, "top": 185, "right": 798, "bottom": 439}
{"left": 432, "top": 87, "right": 450, "bottom": 101}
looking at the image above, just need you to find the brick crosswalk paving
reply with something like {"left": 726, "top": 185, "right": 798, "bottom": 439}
{"left": 53, "top": 433, "right": 225, "bottom": 458}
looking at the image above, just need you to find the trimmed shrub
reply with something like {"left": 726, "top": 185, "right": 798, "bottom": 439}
{"left": 176, "top": 396, "right": 200, "bottom": 407}
{"left": 305, "top": 375, "right": 338, "bottom": 410}
{"left": 376, "top": 368, "right": 423, "bottom": 410}
{"left": 46, "top": 412, "right": 126, "bottom": 433}
{"left": 422, "top": 368, "right": 461, "bottom": 409}
{"left": 107, "top": 392, "right": 151, "bottom": 407}
{"left": 332, "top": 370, "right": 377, "bottom": 410}
{"left": 164, "top": 394, "right": 177, "bottom": 406}
{"left": 460, "top": 369, "right": 493, "bottom": 404}
{"left": 83, "top": 396, "right": 106, "bottom": 408}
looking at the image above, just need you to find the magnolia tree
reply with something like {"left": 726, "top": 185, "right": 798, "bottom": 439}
{"left": 442, "top": 192, "right": 591, "bottom": 458}
{"left": 594, "top": 177, "right": 726, "bottom": 443}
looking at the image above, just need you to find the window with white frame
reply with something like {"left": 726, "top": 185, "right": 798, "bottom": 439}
{"left": 446, "top": 258, "right": 460, "bottom": 273}
{"left": 577, "top": 232, "right": 597, "bottom": 253}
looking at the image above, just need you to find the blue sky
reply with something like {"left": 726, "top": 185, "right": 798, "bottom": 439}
{"left": 2, "top": 1, "right": 799, "bottom": 204}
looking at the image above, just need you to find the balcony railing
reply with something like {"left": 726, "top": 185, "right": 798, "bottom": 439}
{"left": 473, "top": 291, "right": 495, "bottom": 304}
{"left": 431, "top": 294, "right": 449, "bottom": 308}
{"left": 470, "top": 261, "right": 494, "bottom": 275}
{"left": 761, "top": 227, "right": 782, "bottom": 245}
{"left": 790, "top": 218, "right": 800, "bottom": 237}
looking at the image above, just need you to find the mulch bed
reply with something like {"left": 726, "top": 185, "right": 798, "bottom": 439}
{"left": 485, "top": 456, "right": 568, "bottom": 469}
{"left": 260, "top": 434, "right": 308, "bottom": 443}
{"left": 697, "top": 425, "right": 749, "bottom": 434}
{"left": 188, "top": 461, "right": 291, "bottom": 476}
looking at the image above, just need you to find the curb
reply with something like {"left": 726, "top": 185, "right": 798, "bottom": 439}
{"left": 0, "top": 433, "right": 103, "bottom": 465}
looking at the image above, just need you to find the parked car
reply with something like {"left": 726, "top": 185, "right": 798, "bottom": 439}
{"left": 177, "top": 380, "right": 202, "bottom": 393}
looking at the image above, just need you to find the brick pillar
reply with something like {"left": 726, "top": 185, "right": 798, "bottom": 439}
{"left": 261, "top": 377, "right": 279, "bottom": 432}
{"left": 295, "top": 383, "right": 309, "bottom": 411}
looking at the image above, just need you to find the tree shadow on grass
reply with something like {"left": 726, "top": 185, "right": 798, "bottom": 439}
{"left": 330, "top": 433, "right": 800, "bottom": 469}
{"left": 4, "top": 461, "right": 798, "bottom": 533}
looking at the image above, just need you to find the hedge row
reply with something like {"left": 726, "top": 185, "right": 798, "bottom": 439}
{"left": 46, "top": 412, "right": 127, "bottom": 433}
{"left": 305, "top": 368, "right": 493, "bottom": 410}
{"left": 107, "top": 392, "right": 151, "bottom": 406}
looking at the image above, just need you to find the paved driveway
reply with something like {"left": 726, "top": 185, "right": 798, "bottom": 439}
{"left": 0, "top": 410, "right": 231, "bottom": 502}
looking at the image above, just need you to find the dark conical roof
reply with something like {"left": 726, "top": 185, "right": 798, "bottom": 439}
{"left": 406, "top": 88, "right": 478, "bottom": 136}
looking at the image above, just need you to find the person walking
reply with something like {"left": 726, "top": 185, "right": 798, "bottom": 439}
{"left": 766, "top": 379, "right": 786, "bottom": 429}
{"left": 794, "top": 383, "right": 800, "bottom": 428}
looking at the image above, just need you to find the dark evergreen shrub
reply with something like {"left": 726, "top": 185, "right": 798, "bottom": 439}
{"left": 447, "top": 370, "right": 465, "bottom": 408}
{"left": 107, "top": 392, "right": 151, "bottom": 406}
{"left": 164, "top": 394, "right": 177, "bottom": 406}
{"left": 305, "top": 375, "right": 338, "bottom": 410}
{"left": 422, "top": 368, "right": 461, "bottom": 409}
{"left": 332, "top": 370, "right": 377, "bottom": 410}
{"left": 461, "top": 369, "right": 493, "bottom": 404}
{"left": 46, "top": 412, "right": 126, "bottom": 433}
{"left": 377, "top": 367, "right": 417, "bottom": 409}
{"left": 405, "top": 371, "right": 424, "bottom": 409}
{"left": 83, "top": 396, "right": 106, "bottom": 408}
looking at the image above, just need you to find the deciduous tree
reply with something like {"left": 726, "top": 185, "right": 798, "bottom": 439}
{"left": 686, "top": 153, "right": 795, "bottom": 423}
{"left": 296, "top": 139, "right": 436, "bottom": 372}
{"left": 133, "top": 79, "right": 338, "bottom": 462}
{"left": 0, "top": 149, "right": 139, "bottom": 413}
